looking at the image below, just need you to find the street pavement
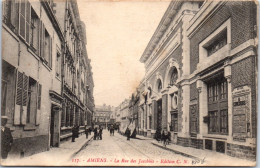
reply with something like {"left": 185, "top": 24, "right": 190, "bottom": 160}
{"left": 2, "top": 130, "right": 256, "bottom": 166}
{"left": 73, "top": 130, "right": 191, "bottom": 166}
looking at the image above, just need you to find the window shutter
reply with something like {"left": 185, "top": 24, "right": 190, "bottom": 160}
{"left": 37, "top": 84, "right": 42, "bottom": 110}
{"left": 25, "top": 0, "right": 30, "bottom": 44}
{"left": 40, "top": 22, "right": 45, "bottom": 58}
{"left": 36, "top": 82, "right": 41, "bottom": 125}
{"left": 14, "top": 71, "right": 23, "bottom": 125}
{"left": 19, "top": 0, "right": 26, "bottom": 40}
{"left": 21, "top": 74, "right": 29, "bottom": 125}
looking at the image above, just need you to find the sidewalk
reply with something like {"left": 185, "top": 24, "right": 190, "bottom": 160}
{"left": 2, "top": 134, "right": 93, "bottom": 166}
{"left": 136, "top": 135, "right": 255, "bottom": 166}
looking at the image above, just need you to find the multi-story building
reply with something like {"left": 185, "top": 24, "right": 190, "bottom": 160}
{"left": 117, "top": 99, "right": 130, "bottom": 133}
{"left": 137, "top": 79, "right": 146, "bottom": 136}
{"left": 139, "top": 0, "right": 257, "bottom": 160}
{"left": 2, "top": 0, "right": 64, "bottom": 157}
{"left": 53, "top": 0, "right": 95, "bottom": 142}
{"left": 94, "top": 104, "right": 112, "bottom": 128}
{"left": 1, "top": 0, "right": 95, "bottom": 157}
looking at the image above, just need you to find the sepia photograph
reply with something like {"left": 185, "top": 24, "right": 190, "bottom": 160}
{"left": 0, "top": 0, "right": 258, "bottom": 166}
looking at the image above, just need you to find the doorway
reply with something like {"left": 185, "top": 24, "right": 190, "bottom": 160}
{"left": 50, "top": 104, "right": 60, "bottom": 147}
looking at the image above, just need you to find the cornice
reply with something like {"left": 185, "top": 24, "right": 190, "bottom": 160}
{"left": 140, "top": 1, "right": 182, "bottom": 63}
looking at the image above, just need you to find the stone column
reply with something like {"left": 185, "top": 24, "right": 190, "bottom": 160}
{"left": 162, "top": 94, "right": 168, "bottom": 130}
{"left": 224, "top": 64, "right": 232, "bottom": 141}
{"left": 178, "top": 84, "right": 190, "bottom": 138}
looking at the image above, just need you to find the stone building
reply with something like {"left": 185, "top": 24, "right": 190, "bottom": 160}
{"left": 117, "top": 99, "right": 130, "bottom": 133}
{"left": 2, "top": 0, "right": 64, "bottom": 157}
{"left": 1, "top": 0, "right": 95, "bottom": 157}
{"left": 94, "top": 104, "right": 112, "bottom": 128}
{"left": 139, "top": 0, "right": 257, "bottom": 160}
{"left": 53, "top": 0, "right": 95, "bottom": 142}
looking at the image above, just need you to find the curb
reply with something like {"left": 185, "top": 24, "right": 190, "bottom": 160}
{"left": 70, "top": 136, "right": 94, "bottom": 158}
{"left": 151, "top": 142, "right": 202, "bottom": 161}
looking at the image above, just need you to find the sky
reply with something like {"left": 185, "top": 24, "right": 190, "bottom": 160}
{"left": 77, "top": 0, "right": 170, "bottom": 107}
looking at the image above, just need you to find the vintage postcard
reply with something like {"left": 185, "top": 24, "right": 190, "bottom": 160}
{"left": 0, "top": 0, "right": 258, "bottom": 166}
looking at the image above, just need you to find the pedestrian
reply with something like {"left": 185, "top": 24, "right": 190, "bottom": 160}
{"left": 85, "top": 126, "right": 89, "bottom": 139}
{"left": 99, "top": 127, "right": 103, "bottom": 140}
{"left": 71, "top": 125, "right": 77, "bottom": 142}
{"left": 1, "top": 116, "right": 13, "bottom": 159}
{"left": 162, "top": 130, "right": 167, "bottom": 147}
{"left": 94, "top": 127, "right": 97, "bottom": 140}
{"left": 126, "top": 127, "right": 131, "bottom": 141}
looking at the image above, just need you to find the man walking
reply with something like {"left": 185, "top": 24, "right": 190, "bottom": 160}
{"left": 1, "top": 116, "right": 13, "bottom": 159}
{"left": 99, "top": 127, "right": 103, "bottom": 140}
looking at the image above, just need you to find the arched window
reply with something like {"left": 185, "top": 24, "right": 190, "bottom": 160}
{"left": 158, "top": 80, "right": 162, "bottom": 93}
{"left": 170, "top": 68, "right": 178, "bottom": 86}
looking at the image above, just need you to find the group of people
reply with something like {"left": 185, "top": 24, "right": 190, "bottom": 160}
{"left": 93, "top": 126, "right": 103, "bottom": 140}
{"left": 155, "top": 129, "right": 171, "bottom": 147}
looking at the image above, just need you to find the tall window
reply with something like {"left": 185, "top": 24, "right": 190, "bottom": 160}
{"left": 207, "top": 75, "right": 228, "bottom": 134}
{"left": 43, "top": 29, "right": 52, "bottom": 67}
{"left": 30, "top": 8, "right": 40, "bottom": 54}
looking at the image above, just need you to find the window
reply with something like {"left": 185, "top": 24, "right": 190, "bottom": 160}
{"left": 56, "top": 51, "right": 61, "bottom": 78}
{"left": 43, "top": 29, "right": 52, "bottom": 67}
{"left": 30, "top": 8, "right": 40, "bottom": 54}
{"left": 205, "top": 29, "right": 227, "bottom": 56}
{"left": 3, "top": 0, "right": 19, "bottom": 32}
{"left": 170, "top": 68, "right": 178, "bottom": 86}
{"left": 207, "top": 75, "right": 228, "bottom": 134}
{"left": 19, "top": 0, "right": 30, "bottom": 43}
{"left": 171, "top": 112, "right": 178, "bottom": 132}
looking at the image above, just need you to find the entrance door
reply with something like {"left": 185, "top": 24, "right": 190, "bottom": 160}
{"left": 157, "top": 99, "right": 162, "bottom": 131}
{"left": 50, "top": 104, "right": 60, "bottom": 147}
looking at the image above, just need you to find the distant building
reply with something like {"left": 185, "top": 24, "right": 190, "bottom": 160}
{"left": 94, "top": 104, "right": 113, "bottom": 128}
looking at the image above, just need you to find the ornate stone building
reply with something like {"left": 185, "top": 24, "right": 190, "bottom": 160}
{"left": 139, "top": 0, "right": 257, "bottom": 160}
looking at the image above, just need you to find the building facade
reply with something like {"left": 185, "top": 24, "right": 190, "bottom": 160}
{"left": 139, "top": 0, "right": 257, "bottom": 160}
{"left": 94, "top": 104, "right": 112, "bottom": 128}
{"left": 117, "top": 99, "right": 130, "bottom": 133}
{"left": 1, "top": 0, "right": 95, "bottom": 158}
{"left": 53, "top": 0, "right": 95, "bottom": 142}
{"left": 2, "top": 0, "right": 64, "bottom": 157}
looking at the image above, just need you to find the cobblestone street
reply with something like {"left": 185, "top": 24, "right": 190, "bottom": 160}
{"left": 72, "top": 131, "right": 191, "bottom": 166}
